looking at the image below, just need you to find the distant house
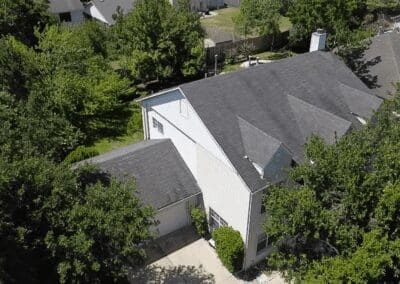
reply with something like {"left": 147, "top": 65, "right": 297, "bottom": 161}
{"left": 80, "top": 139, "right": 202, "bottom": 237}
{"left": 49, "top": 0, "right": 85, "bottom": 24}
{"left": 170, "top": 0, "right": 224, "bottom": 11}
{"left": 83, "top": 0, "right": 134, "bottom": 26}
{"left": 137, "top": 51, "right": 382, "bottom": 268}
{"left": 363, "top": 31, "right": 400, "bottom": 98}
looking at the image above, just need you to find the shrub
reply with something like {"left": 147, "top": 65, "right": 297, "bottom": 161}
{"left": 191, "top": 207, "right": 208, "bottom": 237}
{"left": 212, "top": 226, "right": 244, "bottom": 273}
{"left": 64, "top": 146, "right": 99, "bottom": 164}
{"left": 127, "top": 105, "right": 143, "bottom": 135}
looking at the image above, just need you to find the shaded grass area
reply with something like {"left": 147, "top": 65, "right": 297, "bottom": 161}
{"left": 201, "top": 7, "right": 292, "bottom": 38}
{"left": 90, "top": 101, "right": 143, "bottom": 154}
{"left": 91, "top": 131, "right": 144, "bottom": 154}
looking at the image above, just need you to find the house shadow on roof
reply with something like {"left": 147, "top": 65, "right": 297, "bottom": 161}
{"left": 342, "top": 47, "right": 382, "bottom": 90}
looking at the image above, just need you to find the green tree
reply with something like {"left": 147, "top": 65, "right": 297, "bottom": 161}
{"left": 112, "top": 0, "right": 205, "bottom": 83}
{"left": 45, "top": 166, "right": 155, "bottom": 283}
{"left": 36, "top": 24, "right": 133, "bottom": 143}
{"left": 0, "top": 0, "right": 54, "bottom": 46}
{"left": 0, "top": 158, "right": 154, "bottom": 283}
{"left": 264, "top": 87, "right": 400, "bottom": 282}
{"left": 235, "top": 0, "right": 282, "bottom": 39}
{"left": 287, "top": 0, "right": 368, "bottom": 48}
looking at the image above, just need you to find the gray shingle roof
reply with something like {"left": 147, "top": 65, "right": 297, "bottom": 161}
{"left": 363, "top": 32, "right": 400, "bottom": 98}
{"left": 80, "top": 139, "right": 201, "bottom": 210}
{"left": 180, "top": 51, "right": 382, "bottom": 192}
{"left": 89, "top": 0, "right": 134, "bottom": 25}
{"left": 49, "top": 0, "right": 84, "bottom": 13}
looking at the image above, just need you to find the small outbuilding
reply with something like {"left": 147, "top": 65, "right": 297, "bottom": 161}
{"left": 79, "top": 139, "right": 202, "bottom": 237}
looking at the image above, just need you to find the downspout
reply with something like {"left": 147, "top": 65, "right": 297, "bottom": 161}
{"left": 142, "top": 103, "right": 150, "bottom": 140}
{"left": 243, "top": 191, "right": 253, "bottom": 270}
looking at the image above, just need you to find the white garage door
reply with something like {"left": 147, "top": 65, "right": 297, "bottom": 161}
{"left": 155, "top": 201, "right": 190, "bottom": 237}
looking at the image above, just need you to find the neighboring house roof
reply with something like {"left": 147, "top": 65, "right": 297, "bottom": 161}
{"left": 80, "top": 139, "right": 201, "bottom": 210}
{"left": 177, "top": 51, "right": 382, "bottom": 192}
{"left": 85, "top": 0, "right": 134, "bottom": 25}
{"left": 363, "top": 31, "right": 400, "bottom": 98}
{"left": 49, "top": 0, "right": 84, "bottom": 14}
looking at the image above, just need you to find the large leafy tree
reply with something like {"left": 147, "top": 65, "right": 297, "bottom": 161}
{"left": 112, "top": 0, "right": 205, "bottom": 83}
{"left": 0, "top": 158, "right": 154, "bottom": 283}
{"left": 35, "top": 24, "right": 135, "bottom": 143}
{"left": 287, "top": 0, "right": 368, "bottom": 48}
{"left": 0, "top": 0, "right": 54, "bottom": 46}
{"left": 235, "top": 0, "right": 282, "bottom": 38}
{"left": 264, "top": 86, "right": 400, "bottom": 282}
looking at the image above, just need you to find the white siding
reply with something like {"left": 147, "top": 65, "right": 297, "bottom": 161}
{"left": 144, "top": 89, "right": 234, "bottom": 177}
{"left": 142, "top": 89, "right": 256, "bottom": 268}
{"left": 197, "top": 145, "right": 250, "bottom": 245}
{"left": 143, "top": 89, "right": 270, "bottom": 268}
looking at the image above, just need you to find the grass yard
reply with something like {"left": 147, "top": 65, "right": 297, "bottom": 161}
{"left": 221, "top": 50, "right": 296, "bottom": 74}
{"left": 201, "top": 7, "right": 240, "bottom": 35}
{"left": 91, "top": 131, "right": 143, "bottom": 154}
{"left": 201, "top": 7, "right": 292, "bottom": 37}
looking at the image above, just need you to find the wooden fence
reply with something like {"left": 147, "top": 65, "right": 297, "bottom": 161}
{"left": 206, "top": 31, "right": 290, "bottom": 65}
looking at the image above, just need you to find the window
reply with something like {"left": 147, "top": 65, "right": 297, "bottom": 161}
{"left": 152, "top": 117, "right": 164, "bottom": 134}
{"left": 209, "top": 207, "right": 228, "bottom": 232}
{"left": 59, "top": 12, "right": 72, "bottom": 22}
{"left": 256, "top": 233, "right": 268, "bottom": 254}
{"left": 260, "top": 203, "right": 266, "bottom": 214}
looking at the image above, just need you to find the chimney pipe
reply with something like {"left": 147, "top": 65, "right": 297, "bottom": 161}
{"left": 309, "top": 29, "right": 327, "bottom": 52}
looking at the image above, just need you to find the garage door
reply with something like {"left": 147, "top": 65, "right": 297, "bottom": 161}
{"left": 155, "top": 201, "right": 190, "bottom": 237}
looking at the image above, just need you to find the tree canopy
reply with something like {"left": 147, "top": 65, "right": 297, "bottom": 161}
{"left": 0, "top": 0, "right": 54, "bottom": 46}
{"left": 264, "top": 85, "right": 400, "bottom": 282}
{"left": 111, "top": 0, "right": 205, "bottom": 83}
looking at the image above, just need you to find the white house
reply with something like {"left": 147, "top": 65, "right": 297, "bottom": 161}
{"left": 170, "top": 0, "right": 225, "bottom": 11}
{"left": 137, "top": 51, "right": 382, "bottom": 268}
{"left": 83, "top": 0, "right": 224, "bottom": 26}
{"left": 49, "top": 0, "right": 85, "bottom": 24}
{"left": 83, "top": 0, "right": 134, "bottom": 26}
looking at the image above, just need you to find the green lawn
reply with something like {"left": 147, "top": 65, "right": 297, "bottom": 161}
{"left": 201, "top": 7, "right": 292, "bottom": 37}
{"left": 201, "top": 7, "right": 240, "bottom": 35}
{"left": 221, "top": 50, "right": 296, "bottom": 74}
{"left": 91, "top": 131, "right": 143, "bottom": 155}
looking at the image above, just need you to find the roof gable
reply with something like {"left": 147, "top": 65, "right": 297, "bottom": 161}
{"left": 178, "top": 52, "right": 382, "bottom": 192}
{"left": 79, "top": 139, "right": 201, "bottom": 209}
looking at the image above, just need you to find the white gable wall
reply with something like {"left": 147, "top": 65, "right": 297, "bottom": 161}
{"left": 142, "top": 90, "right": 255, "bottom": 265}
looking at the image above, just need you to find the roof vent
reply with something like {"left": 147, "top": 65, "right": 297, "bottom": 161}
{"left": 310, "top": 29, "right": 327, "bottom": 52}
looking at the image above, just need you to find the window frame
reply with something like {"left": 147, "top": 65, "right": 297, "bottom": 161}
{"left": 256, "top": 233, "right": 268, "bottom": 254}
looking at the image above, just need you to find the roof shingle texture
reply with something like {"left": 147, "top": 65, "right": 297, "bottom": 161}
{"left": 363, "top": 32, "right": 400, "bottom": 98}
{"left": 49, "top": 0, "right": 83, "bottom": 13}
{"left": 80, "top": 139, "right": 201, "bottom": 210}
{"left": 180, "top": 51, "right": 382, "bottom": 192}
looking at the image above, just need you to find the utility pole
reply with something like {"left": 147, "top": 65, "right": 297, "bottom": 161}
{"left": 214, "top": 54, "right": 218, "bottom": 76}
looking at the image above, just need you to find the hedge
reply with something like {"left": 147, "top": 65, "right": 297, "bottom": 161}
{"left": 64, "top": 146, "right": 99, "bottom": 164}
{"left": 212, "top": 226, "right": 244, "bottom": 273}
{"left": 191, "top": 207, "right": 208, "bottom": 237}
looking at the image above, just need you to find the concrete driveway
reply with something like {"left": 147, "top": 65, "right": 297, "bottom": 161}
{"left": 131, "top": 227, "right": 285, "bottom": 284}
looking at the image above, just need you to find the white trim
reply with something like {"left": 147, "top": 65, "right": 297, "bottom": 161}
{"left": 135, "top": 87, "right": 181, "bottom": 103}
{"left": 157, "top": 191, "right": 202, "bottom": 212}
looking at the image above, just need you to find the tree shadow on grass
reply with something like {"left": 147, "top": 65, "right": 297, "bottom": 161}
{"left": 129, "top": 265, "right": 215, "bottom": 284}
